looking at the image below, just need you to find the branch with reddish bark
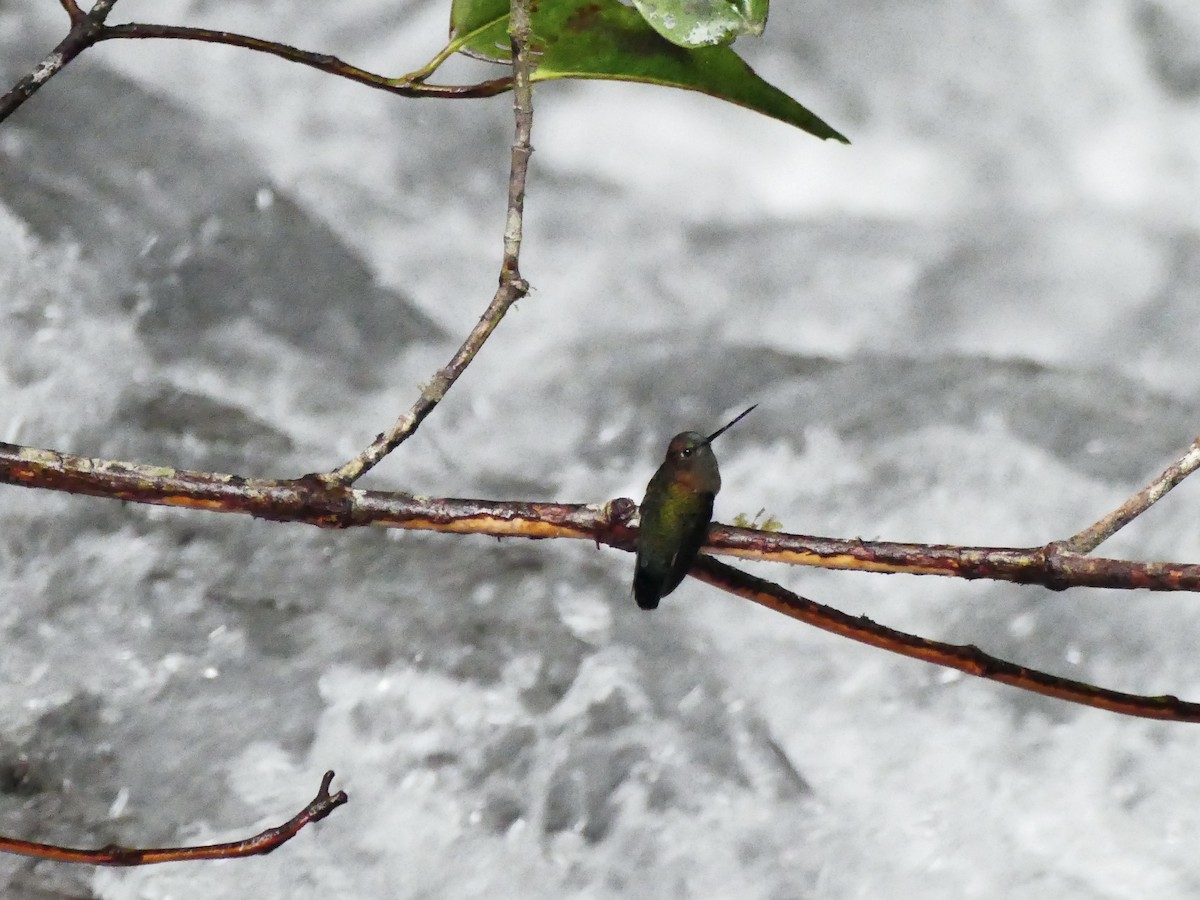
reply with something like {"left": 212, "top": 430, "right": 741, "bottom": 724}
{"left": 694, "top": 558, "right": 1200, "bottom": 722}
{"left": 5, "top": 437, "right": 1200, "bottom": 724}
{"left": 4, "top": 442, "right": 1200, "bottom": 592}
{"left": 0, "top": 771, "right": 346, "bottom": 865}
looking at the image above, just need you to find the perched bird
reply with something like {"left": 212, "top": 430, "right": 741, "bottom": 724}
{"left": 632, "top": 405, "right": 757, "bottom": 610}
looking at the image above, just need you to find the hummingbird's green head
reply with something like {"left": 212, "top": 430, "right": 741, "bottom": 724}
{"left": 660, "top": 431, "right": 720, "bottom": 491}
{"left": 665, "top": 431, "right": 708, "bottom": 459}
{"left": 655, "top": 405, "right": 757, "bottom": 492}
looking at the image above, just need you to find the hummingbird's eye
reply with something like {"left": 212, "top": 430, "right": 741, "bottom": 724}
{"left": 681, "top": 447, "right": 693, "bottom": 458}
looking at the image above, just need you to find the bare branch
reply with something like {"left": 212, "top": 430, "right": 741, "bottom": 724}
{"left": 0, "top": 771, "right": 346, "bottom": 865}
{"left": 4, "top": 441, "right": 1200, "bottom": 594}
{"left": 709, "top": 525, "right": 1200, "bottom": 591}
{"left": 324, "top": 0, "right": 537, "bottom": 485}
{"left": 1059, "top": 436, "right": 1200, "bottom": 554}
{"left": 5, "top": 438, "right": 1200, "bottom": 718}
{"left": 0, "top": 10, "right": 515, "bottom": 128}
{"left": 693, "top": 557, "right": 1200, "bottom": 722}
{"left": 502, "top": 0, "right": 535, "bottom": 274}
{"left": 97, "top": 23, "right": 513, "bottom": 99}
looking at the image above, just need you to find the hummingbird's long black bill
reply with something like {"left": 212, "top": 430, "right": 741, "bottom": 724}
{"left": 704, "top": 404, "right": 757, "bottom": 445}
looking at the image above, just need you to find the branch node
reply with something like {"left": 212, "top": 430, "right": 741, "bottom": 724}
{"left": 1040, "top": 541, "right": 1073, "bottom": 592}
{"left": 607, "top": 497, "right": 638, "bottom": 527}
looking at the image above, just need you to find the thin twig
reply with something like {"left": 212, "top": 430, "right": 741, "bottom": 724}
{"left": 0, "top": 771, "right": 346, "bottom": 865}
{"left": 501, "top": 0, "right": 535, "bottom": 274}
{"left": 1059, "top": 436, "right": 1200, "bottom": 554}
{"left": 0, "top": 11, "right": 513, "bottom": 127}
{"left": 97, "top": 24, "right": 513, "bottom": 99}
{"left": 693, "top": 557, "right": 1200, "bottom": 722}
{"left": 324, "top": 0, "right": 537, "bottom": 486}
{"left": 4, "top": 442, "right": 1200, "bottom": 594}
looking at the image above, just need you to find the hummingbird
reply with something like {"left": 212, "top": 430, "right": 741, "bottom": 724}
{"left": 632, "top": 405, "right": 757, "bottom": 610}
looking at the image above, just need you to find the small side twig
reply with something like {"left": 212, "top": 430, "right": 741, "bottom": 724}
{"left": 693, "top": 556, "right": 1200, "bottom": 722}
{"left": 1058, "top": 436, "right": 1200, "bottom": 554}
{"left": 57, "top": 0, "right": 86, "bottom": 24}
{"left": 0, "top": 771, "right": 346, "bottom": 865}
{"left": 324, "top": 0, "right": 537, "bottom": 486}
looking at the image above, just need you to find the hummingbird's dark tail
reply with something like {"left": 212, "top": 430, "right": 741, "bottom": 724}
{"left": 632, "top": 566, "right": 662, "bottom": 611}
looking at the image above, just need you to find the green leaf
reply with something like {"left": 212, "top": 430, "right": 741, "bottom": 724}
{"left": 629, "top": 0, "right": 768, "bottom": 49}
{"left": 449, "top": 0, "right": 847, "bottom": 142}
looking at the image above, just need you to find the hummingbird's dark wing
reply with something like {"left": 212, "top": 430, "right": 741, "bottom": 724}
{"left": 633, "top": 562, "right": 665, "bottom": 610}
{"left": 632, "top": 488, "right": 714, "bottom": 610}
{"left": 661, "top": 491, "right": 714, "bottom": 597}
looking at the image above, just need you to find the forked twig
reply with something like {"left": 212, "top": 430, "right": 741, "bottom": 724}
{"left": 323, "top": 0, "right": 537, "bottom": 485}
{"left": 0, "top": 1, "right": 117, "bottom": 123}
{"left": 9, "top": 433, "right": 1200, "bottom": 721}
{"left": 0, "top": 771, "right": 346, "bottom": 865}
{"left": 9, "top": 439, "right": 1200, "bottom": 722}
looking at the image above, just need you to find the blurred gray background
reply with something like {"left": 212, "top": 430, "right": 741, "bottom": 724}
{"left": 2, "top": 1, "right": 1200, "bottom": 897}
